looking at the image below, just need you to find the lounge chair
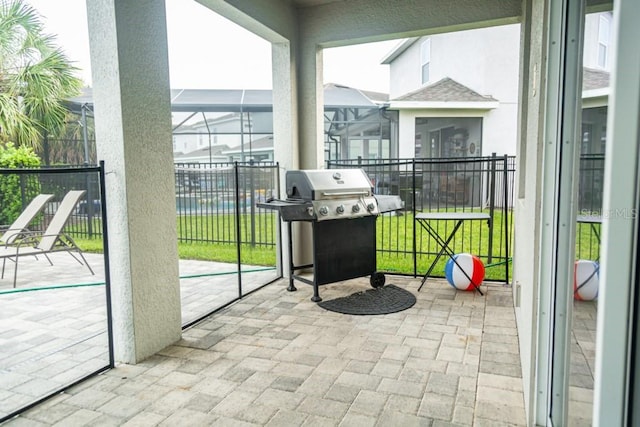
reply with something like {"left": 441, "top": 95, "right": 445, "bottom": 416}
{"left": 0, "top": 190, "right": 95, "bottom": 287}
{"left": 0, "top": 194, "right": 54, "bottom": 246}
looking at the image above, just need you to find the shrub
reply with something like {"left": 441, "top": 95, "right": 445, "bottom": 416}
{"left": 0, "top": 143, "right": 42, "bottom": 225}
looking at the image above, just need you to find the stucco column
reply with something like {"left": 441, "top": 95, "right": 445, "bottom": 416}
{"left": 272, "top": 42, "right": 298, "bottom": 276}
{"left": 292, "top": 39, "right": 325, "bottom": 267}
{"left": 86, "top": 0, "right": 181, "bottom": 363}
{"left": 512, "top": 0, "right": 550, "bottom": 423}
{"left": 271, "top": 37, "right": 323, "bottom": 271}
{"left": 297, "top": 40, "right": 325, "bottom": 170}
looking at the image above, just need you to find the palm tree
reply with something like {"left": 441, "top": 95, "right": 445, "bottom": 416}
{"left": 0, "top": 0, "right": 82, "bottom": 149}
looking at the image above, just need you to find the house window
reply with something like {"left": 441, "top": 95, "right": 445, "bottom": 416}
{"left": 597, "top": 15, "right": 609, "bottom": 69}
{"left": 420, "top": 39, "right": 431, "bottom": 84}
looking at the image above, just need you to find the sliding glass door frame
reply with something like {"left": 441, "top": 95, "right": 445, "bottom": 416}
{"left": 537, "top": 0, "right": 585, "bottom": 424}
{"left": 594, "top": 0, "right": 640, "bottom": 424}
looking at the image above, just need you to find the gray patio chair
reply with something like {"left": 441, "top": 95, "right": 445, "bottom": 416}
{"left": 0, "top": 194, "right": 54, "bottom": 246}
{"left": 0, "top": 190, "right": 95, "bottom": 288}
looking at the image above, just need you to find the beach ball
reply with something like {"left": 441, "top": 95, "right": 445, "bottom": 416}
{"left": 445, "top": 253, "right": 485, "bottom": 291}
{"left": 574, "top": 260, "right": 599, "bottom": 301}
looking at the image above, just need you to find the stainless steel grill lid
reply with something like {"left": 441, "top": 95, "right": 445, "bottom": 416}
{"left": 285, "top": 169, "right": 379, "bottom": 221}
{"left": 286, "top": 169, "right": 373, "bottom": 200}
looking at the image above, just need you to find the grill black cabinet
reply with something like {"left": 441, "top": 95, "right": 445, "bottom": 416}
{"left": 258, "top": 169, "right": 401, "bottom": 302}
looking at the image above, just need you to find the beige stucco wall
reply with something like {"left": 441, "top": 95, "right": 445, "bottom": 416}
{"left": 387, "top": 25, "right": 521, "bottom": 157}
{"left": 86, "top": 0, "right": 181, "bottom": 363}
{"left": 388, "top": 25, "right": 521, "bottom": 100}
{"left": 512, "top": 0, "right": 548, "bottom": 422}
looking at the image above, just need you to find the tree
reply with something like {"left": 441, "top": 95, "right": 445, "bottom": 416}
{"left": 0, "top": 0, "right": 82, "bottom": 149}
{"left": 0, "top": 142, "right": 41, "bottom": 224}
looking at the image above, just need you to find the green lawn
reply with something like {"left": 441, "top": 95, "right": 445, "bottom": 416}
{"left": 71, "top": 208, "right": 601, "bottom": 282}
{"left": 374, "top": 210, "right": 513, "bottom": 281}
{"left": 74, "top": 238, "right": 277, "bottom": 266}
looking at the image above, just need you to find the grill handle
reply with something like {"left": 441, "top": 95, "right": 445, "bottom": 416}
{"left": 321, "top": 191, "right": 370, "bottom": 197}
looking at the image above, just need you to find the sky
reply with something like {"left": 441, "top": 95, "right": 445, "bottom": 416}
{"left": 24, "top": 0, "right": 398, "bottom": 94}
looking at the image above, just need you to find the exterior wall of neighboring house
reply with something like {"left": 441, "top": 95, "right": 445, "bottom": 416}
{"left": 385, "top": 24, "right": 521, "bottom": 157}
{"left": 583, "top": 11, "right": 614, "bottom": 71}
{"left": 388, "top": 24, "right": 521, "bottom": 101}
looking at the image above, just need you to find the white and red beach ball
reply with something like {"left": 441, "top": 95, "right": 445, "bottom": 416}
{"left": 445, "top": 253, "right": 485, "bottom": 291}
{"left": 574, "top": 259, "right": 599, "bottom": 301}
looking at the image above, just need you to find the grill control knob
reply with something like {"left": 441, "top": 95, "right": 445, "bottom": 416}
{"left": 318, "top": 206, "right": 329, "bottom": 216}
{"left": 336, "top": 205, "right": 345, "bottom": 214}
{"left": 352, "top": 204, "right": 361, "bottom": 213}
{"left": 366, "top": 203, "right": 376, "bottom": 212}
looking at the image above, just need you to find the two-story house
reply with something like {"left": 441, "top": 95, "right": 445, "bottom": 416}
{"left": 382, "top": 11, "right": 613, "bottom": 161}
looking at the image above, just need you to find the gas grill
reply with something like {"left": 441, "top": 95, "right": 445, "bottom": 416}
{"left": 258, "top": 168, "right": 403, "bottom": 302}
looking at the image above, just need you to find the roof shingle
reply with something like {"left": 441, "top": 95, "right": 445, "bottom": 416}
{"left": 393, "top": 78, "right": 498, "bottom": 103}
{"left": 583, "top": 67, "right": 610, "bottom": 91}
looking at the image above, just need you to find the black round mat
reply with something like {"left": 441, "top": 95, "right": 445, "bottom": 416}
{"left": 318, "top": 284, "right": 416, "bottom": 315}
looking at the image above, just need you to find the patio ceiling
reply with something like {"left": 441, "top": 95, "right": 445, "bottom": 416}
{"left": 291, "top": 0, "right": 342, "bottom": 7}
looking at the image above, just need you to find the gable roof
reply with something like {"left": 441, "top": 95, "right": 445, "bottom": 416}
{"left": 392, "top": 78, "right": 498, "bottom": 103}
{"left": 583, "top": 67, "right": 610, "bottom": 91}
{"left": 170, "top": 89, "right": 273, "bottom": 112}
{"left": 173, "top": 144, "right": 230, "bottom": 159}
{"left": 67, "top": 84, "right": 385, "bottom": 113}
{"left": 380, "top": 38, "right": 419, "bottom": 64}
{"left": 359, "top": 88, "right": 389, "bottom": 103}
{"left": 223, "top": 135, "right": 274, "bottom": 154}
{"left": 323, "top": 83, "right": 379, "bottom": 108}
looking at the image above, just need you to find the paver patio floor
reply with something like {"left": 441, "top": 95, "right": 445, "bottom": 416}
{"left": 2, "top": 255, "right": 528, "bottom": 426}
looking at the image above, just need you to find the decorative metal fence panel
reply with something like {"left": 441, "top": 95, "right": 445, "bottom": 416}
{"left": 174, "top": 162, "right": 279, "bottom": 247}
{"left": 576, "top": 154, "right": 604, "bottom": 261}
{"left": 326, "top": 155, "right": 516, "bottom": 282}
{"left": 578, "top": 154, "right": 605, "bottom": 213}
{"left": 0, "top": 164, "right": 113, "bottom": 423}
{"left": 12, "top": 155, "right": 600, "bottom": 284}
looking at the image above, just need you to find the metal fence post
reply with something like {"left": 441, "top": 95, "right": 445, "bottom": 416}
{"left": 98, "top": 161, "right": 114, "bottom": 368}
{"left": 412, "top": 159, "right": 418, "bottom": 278}
{"left": 487, "top": 153, "right": 497, "bottom": 263}
{"left": 19, "top": 174, "right": 26, "bottom": 208}
{"left": 503, "top": 154, "right": 510, "bottom": 284}
{"left": 85, "top": 173, "right": 94, "bottom": 238}
{"left": 249, "top": 161, "right": 256, "bottom": 247}
{"left": 234, "top": 162, "right": 243, "bottom": 297}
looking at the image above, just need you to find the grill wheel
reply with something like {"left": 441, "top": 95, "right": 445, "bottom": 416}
{"left": 370, "top": 272, "right": 386, "bottom": 288}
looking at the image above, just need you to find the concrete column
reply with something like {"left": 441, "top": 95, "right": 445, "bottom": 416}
{"left": 512, "top": 0, "right": 550, "bottom": 423}
{"left": 86, "top": 0, "right": 181, "bottom": 363}
{"left": 297, "top": 40, "right": 325, "bottom": 170}
{"left": 272, "top": 36, "right": 320, "bottom": 271}
{"left": 272, "top": 41, "right": 298, "bottom": 275}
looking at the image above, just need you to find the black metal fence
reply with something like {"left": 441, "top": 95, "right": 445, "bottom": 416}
{"left": 8, "top": 162, "right": 280, "bottom": 247}
{"left": 577, "top": 154, "right": 604, "bottom": 261}
{"left": 1, "top": 166, "right": 104, "bottom": 240}
{"left": 578, "top": 154, "right": 605, "bottom": 213}
{"left": 327, "top": 155, "right": 516, "bottom": 281}
{"left": 4, "top": 154, "right": 602, "bottom": 281}
{"left": 174, "top": 162, "right": 279, "bottom": 248}
{"left": 0, "top": 164, "right": 113, "bottom": 423}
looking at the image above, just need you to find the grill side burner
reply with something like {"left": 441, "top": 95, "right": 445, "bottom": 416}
{"left": 258, "top": 168, "right": 402, "bottom": 302}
